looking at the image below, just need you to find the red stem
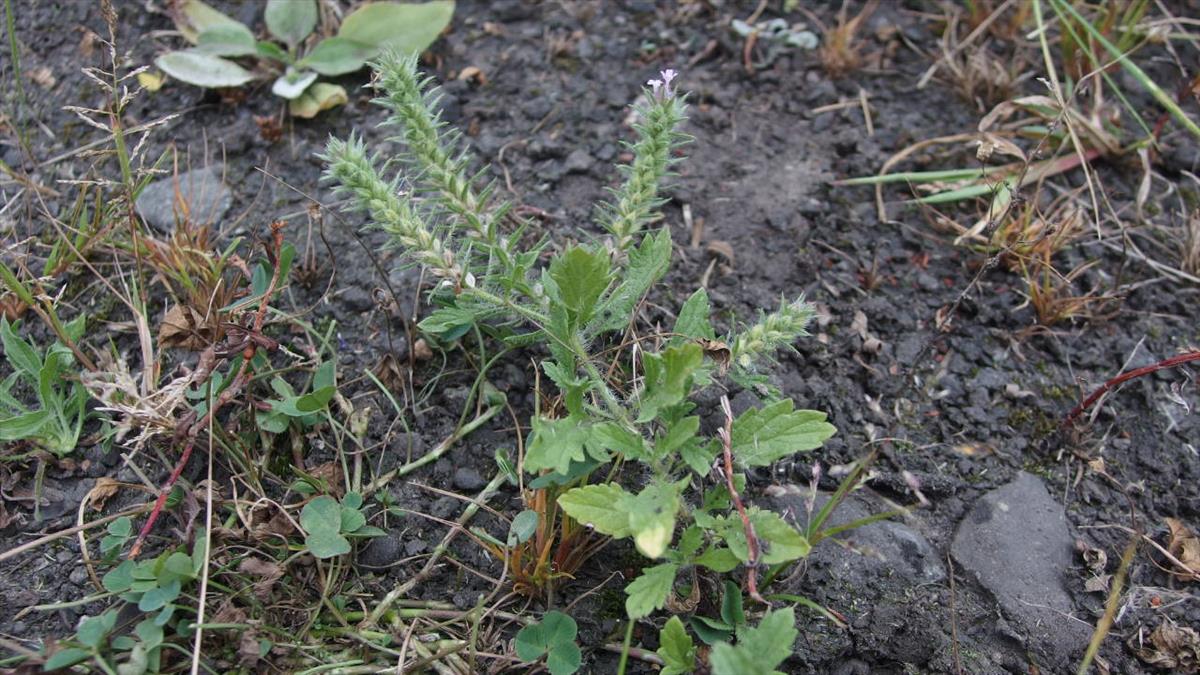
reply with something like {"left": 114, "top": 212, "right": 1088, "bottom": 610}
{"left": 1063, "top": 350, "right": 1200, "bottom": 428}
{"left": 719, "top": 395, "right": 767, "bottom": 605}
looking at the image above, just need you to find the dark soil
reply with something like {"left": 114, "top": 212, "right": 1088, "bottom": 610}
{"left": 3, "top": 1, "right": 1199, "bottom": 674}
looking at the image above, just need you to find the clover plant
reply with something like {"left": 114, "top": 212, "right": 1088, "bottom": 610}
{"left": 323, "top": 54, "right": 834, "bottom": 666}
{"left": 514, "top": 611, "right": 582, "bottom": 675}
{"left": 155, "top": 0, "right": 454, "bottom": 117}
{"left": 300, "top": 492, "right": 385, "bottom": 559}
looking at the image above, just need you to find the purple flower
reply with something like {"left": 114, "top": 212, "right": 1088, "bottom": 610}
{"left": 647, "top": 68, "right": 680, "bottom": 101}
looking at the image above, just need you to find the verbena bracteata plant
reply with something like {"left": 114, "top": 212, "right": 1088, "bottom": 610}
{"left": 323, "top": 53, "right": 835, "bottom": 638}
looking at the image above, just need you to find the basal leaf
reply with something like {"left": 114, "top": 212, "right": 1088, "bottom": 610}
{"left": 624, "top": 562, "right": 678, "bottom": 619}
{"left": 172, "top": 0, "right": 246, "bottom": 44}
{"left": 0, "top": 319, "right": 41, "bottom": 377}
{"left": 657, "top": 615, "right": 696, "bottom": 675}
{"left": 265, "top": 0, "right": 317, "bottom": 46}
{"left": 194, "top": 24, "right": 257, "bottom": 56}
{"left": 156, "top": 51, "right": 256, "bottom": 88}
{"left": 288, "top": 82, "right": 348, "bottom": 118}
{"left": 730, "top": 399, "right": 836, "bottom": 468}
{"left": 337, "top": 0, "right": 455, "bottom": 56}
{"left": 0, "top": 409, "right": 50, "bottom": 441}
{"left": 272, "top": 70, "right": 318, "bottom": 99}
{"left": 298, "top": 36, "right": 372, "bottom": 76}
{"left": 508, "top": 509, "right": 540, "bottom": 545}
{"left": 557, "top": 484, "right": 632, "bottom": 537}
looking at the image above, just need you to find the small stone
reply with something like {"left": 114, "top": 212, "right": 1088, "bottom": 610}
{"left": 951, "top": 472, "right": 1090, "bottom": 661}
{"left": 135, "top": 167, "right": 233, "bottom": 234}
{"left": 564, "top": 148, "right": 594, "bottom": 174}
{"left": 358, "top": 534, "right": 403, "bottom": 568}
{"left": 453, "top": 467, "right": 486, "bottom": 492}
{"left": 69, "top": 566, "right": 89, "bottom": 586}
{"left": 340, "top": 287, "right": 374, "bottom": 313}
{"left": 404, "top": 539, "right": 428, "bottom": 556}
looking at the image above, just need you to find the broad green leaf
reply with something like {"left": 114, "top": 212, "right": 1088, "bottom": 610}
{"left": 295, "top": 385, "right": 335, "bottom": 413}
{"left": 313, "top": 359, "right": 336, "bottom": 391}
{"left": 557, "top": 484, "right": 633, "bottom": 537}
{"left": 638, "top": 343, "right": 702, "bottom": 423}
{"left": 340, "top": 505, "right": 367, "bottom": 533}
{"left": 0, "top": 409, "right": 49, "bottom": 441}
{"left": 675, "top": 525, "right": 704, "bottom": 560}
{"left": 694, "top": 546, "right": 740, "bottom": 572}
{"left": 625, "top": 562, "right": 678, "bottom": 619}
{"left": 680, "top": 437, "right": 719, "bottom": 476}
{"left": 548, "top": 245, "right": 610, "bottom": 326}
{"left": 691, "top": 615, "right": 734, "bottom": 645}
{"left": 657, "top": 616, "right": 696, "bottom": 675}
{"left": 161, "top": 551, "right": 195, "bottom": 582}
{"left": 256, "top": 410, "right": 290, "bottom": 434}
{"left": 588, "top": 421, "right": 649, "bottom": 461}
{"left": 306, "top": 529, "right": 351, "bottom": 558}
{"left": 526, "top": 416, "right": 590, "bottom": 475}
{"left": 714, "top": 508, "right": 810, "bottom": 565}
{"left": 508, "top": 510, "right": 540, "bottom": 545}
{"left": 137, "top": 579, "right": 181, "bottom": 612}
{"left": 673, "top": 288, "right": 714, "bottom": 340}
{"left": 720, "top": 580, "right": 745, "bottom": 627}
{"left": 657, "top": 415, "right": 699, "bottom": 457}
{"left": 709, "top": 608, "right": 798, "bottom": 675}
{"left": 102, "top": 560, "right": 136, "bottom": 593}
{"left": 288, "top": 82, "right": 348, "bottom": 118}
{"left": 0, "top": 319, "right": 41, "bottom": 377}
{"left": 591, "top": 228, "right": 672, "bottom": 333}
{"left": 265, "top": 0, "right": 317, "bottom": 46}
{"left": 342, "top": 491, "right": 363, "bottom": 510}
{"left": 300, "top": 495, "right": 343, "bottom": 534}
{"left": 194, "top": 24, "right": 257, "bottom": 56}
{"left": 135, "top": 618, "right": 164, "bottom": 650}
{"left": 627, "top": 482, "right": 681, "bottom": 559}
{"left": 542, "top": 361, "right": 587, "bottom": 416}
{"left": 546, "top": 643, "right": 582, "bottom": 675}
{"left": 515, "top": 611, "right": 580, "bottom": 674}
{"left": 172, "top": 0, "right": 246, "bottom": 44}
{"left": 272, "top": 70, "right": 318, "bottom": 99}
{"left": 419, "top": 306, "right": 476, "bottom": 342}
{"left": 156, "top": 51, "right": 256, "bottom": 88}
{"left": 337, "top": 0, "right": 455, "bottom": 56}
{"left": 730, "top": 400, "right": 836, "bottom": 468}
{"left": 298, "top": 36, "right": 373, "bottom": 76}
{"left": 256, "top": 40, "right": 290, "bottom": 62}
{"left": 43, "top": 648, "right": 91, "bottom": 670}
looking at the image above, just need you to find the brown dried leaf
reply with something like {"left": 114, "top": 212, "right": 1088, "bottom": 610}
{"left": 697, "top": 338, "right": 731, "bottom": 374}
{"left": 373, "top": 353, "right": 407, "bottom": 394}
{"left": 86, "top": 477, "right": 122, "bottom": 511}
{"left": 1166, "top": 518, "right": 1200, "bottom": 582}
{"left": 1133, "top": 621, "right": 1200, "bottom": 671}
{"left": 238, "top": 557, "right": 283, "bottom": 600}
{"left": 249, "top": 503, "right": 295, "bottom": 541}
{"left": 413, "top": 338, "right": 433, "bottom": 361}
{"left": 457, "top": 66, "right": 487, "bottom": 85}
{"left": 238, "top": 629, "right": 264, "bottom": 668}
{"left": 705, "top": 240, "right": 734, "bottom": 267}
{"left": 158, "top": 304, "right": 215, "bottom": 351}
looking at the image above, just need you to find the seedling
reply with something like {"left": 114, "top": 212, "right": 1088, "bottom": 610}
{"left": 0, "top": 316, "right": 90, "bottom": 457}
{"left": 324, "top": 55, "right": 836, "bottom": 624}
{"left": 256, "top": 358, "right": 337, "bottom": 434}
{"left": 658, "top": 606, "right": 799, "bottom": 675}
{"left": 300, "top": 492, "right": 384, "bottom": 559}
{"left": 43, "top": 542, "right": 205, "bottom": 672}
{"left": 514, "top": 611, "right": 582, "bottom": 675}
{"left": 155, "top": 0, "right": 454, "bottom": 118}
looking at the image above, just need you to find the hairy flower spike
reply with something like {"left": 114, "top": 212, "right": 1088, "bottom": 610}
{"left": 321, "top": 135, "right": 461, "bottom": 283}
{"left": 602, "top": 67, "right": 689, "bottom": 255}
{"left": 373, "top": 51, "right": 495, "bottom": 243}
{"left": 730, "top": 297, "right": 817, "bottom": 371}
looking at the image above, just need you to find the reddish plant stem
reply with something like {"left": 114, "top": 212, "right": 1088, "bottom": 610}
{"left": 1063, "top": 350, "right": 1200, "bottom": 428}
{"left": 719, "top": 395, "right": 768, "bottom": 606}
{"left": 128, "top": 223, "right": 285, "bottom": 558}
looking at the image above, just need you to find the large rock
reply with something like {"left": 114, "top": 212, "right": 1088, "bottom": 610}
{"left": 135, "top": 167, "right": 232, "bottom": 233}
{"left": 951, "top": 471, "right": 1090, "bottom": 660}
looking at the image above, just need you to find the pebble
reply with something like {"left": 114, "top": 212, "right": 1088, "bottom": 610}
{"left": 951, "top": 471, "right": 1091, "bottom": 660}
{"left": 134, "top": 167, "right": 233, "bottom": 234}
{"left": 564, "top": 148, "right": 594, "bottom": 174}
{"left": 453, "top": 467, "right": 486, "bottom": 492}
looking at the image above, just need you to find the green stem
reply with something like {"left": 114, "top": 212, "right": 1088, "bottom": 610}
{"left": 616, "top": 619, "right": 635, "bottom": 675}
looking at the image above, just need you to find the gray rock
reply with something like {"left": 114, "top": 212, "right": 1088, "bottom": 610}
{"left": 768, "top": 488, "right": 945, "bottom": 584}
{"left": 135, "top": 167, "right": 233, "bottom": 233}
{"left": 951, "top": 472, "right": 1090, "bottom": 659}
{"left": 69, "top": 566, "right": 89, "bottom": 586}
{"left": 564, "top": 148, "right": 593, "bottom": 174}
{"left": 358, "top": 534, "right": 402, "bottom": 568}
{"left": 452, "top": 467, "right": 486, "bottom": 492}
